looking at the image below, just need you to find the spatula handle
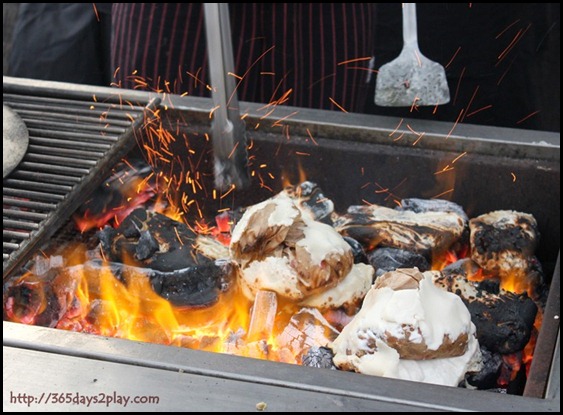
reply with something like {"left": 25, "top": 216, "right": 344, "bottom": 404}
{"left": 402, "top": 3, "right": 418, "bottom": 46}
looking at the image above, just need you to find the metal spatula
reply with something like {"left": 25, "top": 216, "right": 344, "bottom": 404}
{"left": 375, "top": 3, "right": 450, "bottom": 107}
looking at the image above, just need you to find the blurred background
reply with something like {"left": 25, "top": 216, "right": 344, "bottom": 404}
{"left": 3, "top": 3, "right": 560, "bottom": 132}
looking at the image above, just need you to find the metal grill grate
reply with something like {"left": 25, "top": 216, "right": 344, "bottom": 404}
{"left": 3, "top": 84, "right": 159, "bottom": 277}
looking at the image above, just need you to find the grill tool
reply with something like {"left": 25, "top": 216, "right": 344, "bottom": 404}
{"left": 204, "top": 3, "right": 250, "bottom": 190}
{"left": 375, "top": 3, "right": 450, "bottom": 107}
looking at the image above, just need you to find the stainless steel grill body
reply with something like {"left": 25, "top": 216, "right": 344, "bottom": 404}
{"left": 3, "top": 81, "right": 159, "bottom": 276}
{"left": 2, "top": 76, "right": 559, "bottom": 412}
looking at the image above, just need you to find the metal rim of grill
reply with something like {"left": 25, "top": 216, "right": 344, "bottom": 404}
{"left": 3, "top": 80, "right": 160, "bottom": 276}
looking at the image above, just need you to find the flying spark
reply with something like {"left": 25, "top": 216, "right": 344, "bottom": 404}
{"left": 337, "top": 56, "right": 372, "bottom": 66}
{"left": 516, "top": 110, "right": 540, "bottom": 125}
{"left": 329, "top": 97, "right": 348, "bottom": 113}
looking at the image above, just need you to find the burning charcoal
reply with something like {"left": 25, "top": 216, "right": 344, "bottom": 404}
{"left": 464, "top": 346, "right": 503, "bottom": 390}
{"left": 247, "top": 290, "right": 278, "bottom": 342}
{"left": 499, "top": 352, "right": 528, "bottom": 395}
{"left": 331, "top": 269, "right": 483, "bottom": 387}
{"left": 99, "top": 209, "right": 206, "bottom": 272}
{"left": 396, "top": 198, "right": 468, "bottom": 222}
{"left": 64, "top": 259, "right": 234, "bottom": 311}
{"left": 212, "top": 209, "right": 245, "bottom": 246}
{"left": 4, "top": 258, "right": 89, "bottom": 328}
{"left": 301, "top": 346, "right": 336, "bottom": 369}
{"left": 33, "top": 255, "right": 64, "bottom": 276}
{"left": 96, "top": 209, "right": 236, "bottom": 308}
{"left": 75, "top": 160, "right": 155, "bottom": 232}
{"left": 4, "top": 278, "right": 61, "bottom": 327}
{"left": 242, "top": 340, "right": 271, "bottom": 360}
{"left": 343, "top": 236, "right": 368, "bottom": 264}
{"left": 149, "top": 259, "right": 235, "bottom": 308}
{"left": 469, "top": 210, "right": 539, "bottom": 281}
{"left": 97, "top": 226, "right": 117, "bottom": 252}
{"left": 367, "top": 247, "right": 429, "bottom": 278}
{"left": 334, "top": 204, "right": 465, "bottom": 259}
{"left": 276, "top": 348, "right": 298, "bottom": 364}
{"left": 277, "top": 308, "right": 340, "bottom": 360}
{"left": 176, "top": 335, "right": 220, "bottom": 351}
{"left": 283, "top": 181, "right": 334, "bottom": 223}
{"left": 136, "top": 230, "right": 159, "bottom": 260}
{"left": 437, "top": 259, "right": 537, "bottom": 354}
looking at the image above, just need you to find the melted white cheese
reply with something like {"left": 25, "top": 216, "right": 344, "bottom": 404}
{"left": 299, "top": 263, "right": 374, "bottom": 309}
{"left": 239, "top": 256, "right": 304, "bottom": 300}
{"left": 230, "top": 194, "right": 300, "bottom": 245}
{"left": 297, "top": 216, "right": 351, "bottom": 265}
{"left": 341, "top": 333, "right": 482, "bottom": 386}
{"left": 418, "top": 276, "right": 471, "bottom": 349}
{"left": 331, "top": 272, "right": 481, "bottom": 386}
{"left": 268, "top": 193, "right": 301, "bottom": 227}
{"left": 395, "top": 334, "right": 482, "bottom": 386}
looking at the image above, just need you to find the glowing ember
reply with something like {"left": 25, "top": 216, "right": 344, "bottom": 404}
{"left": 2, "top": 111, "right": 549, "bottom": 390}
{"left": 4, "top": 178, "right": 547, "bottom": 389}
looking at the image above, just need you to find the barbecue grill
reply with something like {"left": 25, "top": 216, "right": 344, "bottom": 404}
{"left": 3, "top": 76, "right": 560, "bottom": 411}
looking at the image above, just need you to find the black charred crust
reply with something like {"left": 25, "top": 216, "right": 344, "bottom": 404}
{"left": 337, "top": 212, "right": 374, "bottom": 226}
{"left": 338, "top": 226, "right": 381, "bottom": 250}
{"left": 96, "top": 209, "right": 234, "bottom": 308}
{"left": 343, "top": 236, "right": 369, "bottom": 264}
{"left": 98, "top": 208, "right": 201, "bottom": 272}
{"left": 150, "top": 263, "right": 231, "bottom": 308}
{"left": 368, "top": 247, "right": 430, "bottom": 278}
{"left": 526, "top": 258, "right": 548, "bottom": 305}
{"left": 470, "top": 219, "right": 538, "bottom": 256}
{"left": 136, "top": 230, "right": 159, "bottom": 260}
{"left": 476, "top": 279, "right": 501, "bottom": 295}
{"left": 465, "top": 346, "right": 503, "bottom": 389}
{"left": 337, "top": 217, "right": 453, "bottom": 259}
{"left": 467, "top": 293, "right": 537, "bottom": 354}
{"left": 470, "top": 213, "right": 540, "bottom": 256}
{"left": 440, "top": 258, "right": 537, "bottom": 354}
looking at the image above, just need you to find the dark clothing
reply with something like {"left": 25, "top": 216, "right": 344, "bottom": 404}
{"left": 111, "top": 3, "right": 375, "bottom": 113}
{"left": 8, "top": 3, "right": 112, "bottom": 86}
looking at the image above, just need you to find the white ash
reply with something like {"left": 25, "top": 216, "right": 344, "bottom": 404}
{"left": 299, "top": 263, "right": 373, "bottom": 311}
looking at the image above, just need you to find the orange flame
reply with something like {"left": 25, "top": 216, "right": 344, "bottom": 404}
{"left": 18, "top": 239, "right": 334, "bottom": 364}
